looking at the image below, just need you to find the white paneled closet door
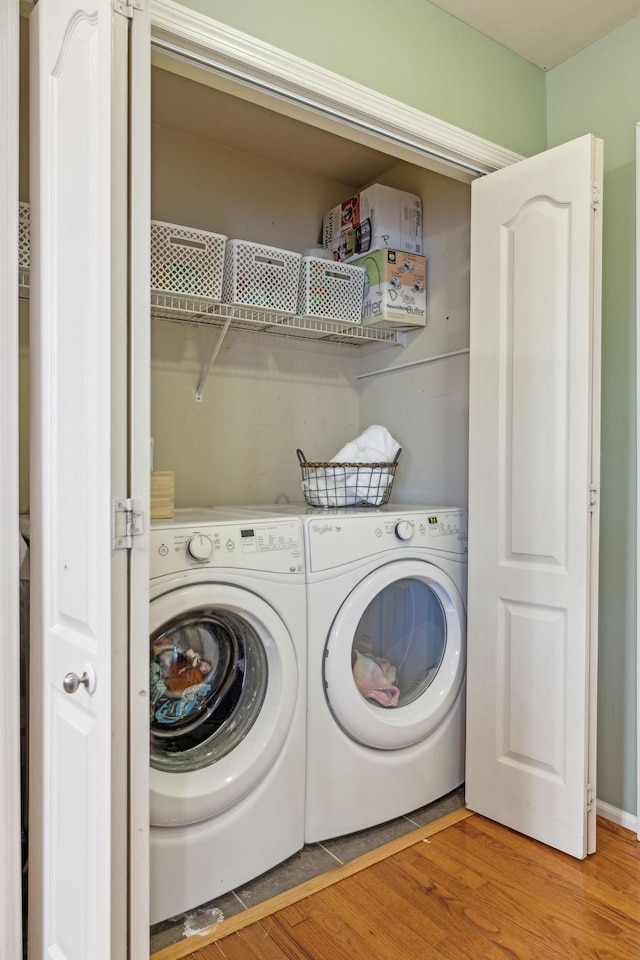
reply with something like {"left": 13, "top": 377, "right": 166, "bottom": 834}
{"left": 1, "top": 0, "right": 23, "bottom": 957}
{"left": 466, "top": 134, "right": 603, "bottom": 858}
{"left": 29, "top": 1, "right": 150, "bottom": 958}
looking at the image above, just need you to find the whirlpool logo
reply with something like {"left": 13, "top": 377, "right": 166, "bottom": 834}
{"left": 312, "top": 523, "right": 334, "bottom": 535}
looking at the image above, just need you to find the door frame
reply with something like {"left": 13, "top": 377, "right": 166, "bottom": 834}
{"left": 0, "top": 0, "right": 23, "bottom": 955}
{"left": 128, "top": 2, "right": 152, "bottom": 954}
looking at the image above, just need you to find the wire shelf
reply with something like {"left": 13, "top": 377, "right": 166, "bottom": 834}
{"left": 15, "top": 199, "right": 402, "bottom": 349}
{"left": 17, "top": 255, "right": 403, "bottom": 347}
{"left": 150, "top": 291, "right": 404, "bottom": 346}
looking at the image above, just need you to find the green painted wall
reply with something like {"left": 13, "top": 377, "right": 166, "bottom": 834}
{"left": 173, "top": 0, "right": 546, "bottom": 158}
{"left": 547, "top": 21, "right": 639, "bottom": 815}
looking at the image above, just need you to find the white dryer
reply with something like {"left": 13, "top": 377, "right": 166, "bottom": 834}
{"left": 149, "top": 509, "right": 306, "bottom": 924}
{"left": 274, "top": 504, "right": 468, "bottom": 843}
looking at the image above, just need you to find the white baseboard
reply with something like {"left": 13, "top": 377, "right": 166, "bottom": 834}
{"left": 596, "top": 799, "right": 638, "bottom": 835}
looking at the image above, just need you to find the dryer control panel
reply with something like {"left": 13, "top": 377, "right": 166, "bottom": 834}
{"left": 151, "top": 519, "right": 304, "bottom": 578}
{"left": 306, "top": 509, "right": 467, "bottom": 573}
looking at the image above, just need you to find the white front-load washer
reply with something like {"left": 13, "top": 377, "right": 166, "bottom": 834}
{"left": 149, "top": 509, "right": 306, "bottom": 924}
{"left": 257, "top": 504, "right": 467, "bottom": 843}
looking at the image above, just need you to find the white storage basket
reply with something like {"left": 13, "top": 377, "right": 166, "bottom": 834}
{"left": 297, "top": 256, "right": 365, "bottom": 323}
{"left": 18, "top": 202, "right": 30, "bottom": 299}
{"left": 150, "top": 220, "right": 227, "bottom": 301}
{"left": 19, "top": 202, "right": 30, "bottom": 269}
{"left": 223, "top": 240, "right": 301, "bottom": 314}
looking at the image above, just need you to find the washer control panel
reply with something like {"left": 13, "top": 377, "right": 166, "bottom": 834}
{"left": 307, "top": 509, "right": 467, "bottom": 573}
{"left": 151, "top": 519, "right": 304, "bottom": 577}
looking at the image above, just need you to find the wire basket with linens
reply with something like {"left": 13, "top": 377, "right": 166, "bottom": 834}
{"left": 297, "top": 425, "right": 401, "bottom": 508}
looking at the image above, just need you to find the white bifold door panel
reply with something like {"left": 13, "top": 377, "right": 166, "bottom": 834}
{"left": 1, "top": 3, "right": 22, "bottom": 958}
{"left": 466, "top": 134, "right": 603, "bottom": 858}
{"left": 28, "top": 0, "right": 150, "bottom": 957}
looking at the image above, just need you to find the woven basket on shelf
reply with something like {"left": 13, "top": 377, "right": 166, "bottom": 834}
{"left": 297, "top": 448, "right": 401, "bottom": 508}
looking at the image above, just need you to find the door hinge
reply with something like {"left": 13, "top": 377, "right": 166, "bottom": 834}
{"left": 113, "top": 499, "right": 144, "bottom": 550}
{"left": 591, "top": 181, "right": 601, "bottom": 211}
{"left": 585, "top": 783, "right": 595, "bottom": 813}
{"left": 113, "top": 0, "right": 145, "bottom": 18}
{"left": 588, "top": 483, "right": 599, "bottom": 512}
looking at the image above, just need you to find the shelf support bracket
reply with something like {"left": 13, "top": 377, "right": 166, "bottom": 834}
{"left": 195, "top": 316, "right": 233, "bottom": 401}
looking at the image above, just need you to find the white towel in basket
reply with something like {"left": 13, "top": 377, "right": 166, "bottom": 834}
{"left": 303, "top": 425, "right": 400, "bottom": 507}
{"left": 330, "top": 425, "right": 400, "bottom": 465}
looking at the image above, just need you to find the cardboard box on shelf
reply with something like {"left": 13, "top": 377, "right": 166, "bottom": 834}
{"left": 322, "top": 184, "right": 422, "bottom": 263}
{"left": 352, "top": 248, "right": 427, "bottom": 330}
{"left": 150, "top": 471, "right": 175, "bottom": 520}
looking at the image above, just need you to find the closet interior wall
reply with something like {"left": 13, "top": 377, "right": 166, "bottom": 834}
{"left": 151, "top": 63, "right": 472, "bottom": 509}
{"left": 358, "top": 164, "right": 472, "bottom": 507}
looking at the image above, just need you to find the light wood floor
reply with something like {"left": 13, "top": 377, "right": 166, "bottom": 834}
{"left": 172, "top": 814, "right": 640, "bottom": 960}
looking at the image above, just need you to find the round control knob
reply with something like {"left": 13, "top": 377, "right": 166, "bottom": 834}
{"left": 187, "top": 534, "right": 213, "bottom": 562}
{"left": 395, "top": 520, "right": 414, "bottom": 541}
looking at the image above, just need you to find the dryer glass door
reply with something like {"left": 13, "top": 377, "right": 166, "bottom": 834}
{"left": 353, "top": 578, "right": 446, "bottom": 709}
{"left": 324, "top": 559, "right": 466, "bottom": 750}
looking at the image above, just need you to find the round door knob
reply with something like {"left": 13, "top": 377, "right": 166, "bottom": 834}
{"left": 187, "top": 534, "right": 213, "bottom": 562}
{"left": 395, "top": 520, "right": 414, "bottom": 541}
{"left": 63, "top": 672, "right": 89, "bottom": 694}
{"left": 63, "top": 664, "right": 96, "bottom": 695}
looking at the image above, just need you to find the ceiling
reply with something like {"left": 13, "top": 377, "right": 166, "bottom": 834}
{"left": 427, "top": 0, "right": 640, "bottom": 69}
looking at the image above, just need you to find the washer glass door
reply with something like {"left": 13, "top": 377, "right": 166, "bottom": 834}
{"left": 323, "top": 559, "right": 465, "bottom": 750}
{"left": 150, "top": 607, "right": 268, "bottom": 774}
{"left": 149, "top": 581, "right": 298, "bottom": 826}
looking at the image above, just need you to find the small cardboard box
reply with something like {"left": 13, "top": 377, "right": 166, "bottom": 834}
{"left": 150, "top": 471, "right": 175, "bottom": 520}
{"left": 322, "top": 184, "right": 422, "bottom": 263}
{"left": 352, "top": 249, "right": 427, "bottom": 330}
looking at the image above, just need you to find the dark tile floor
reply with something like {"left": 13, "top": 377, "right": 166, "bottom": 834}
{"left": 150, "top": 785, "right": 465, "bottom": 954}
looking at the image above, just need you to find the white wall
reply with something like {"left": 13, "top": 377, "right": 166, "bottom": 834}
{"left": 358, "top": 166, "right": 471, "bottom": 508}
{"left": 151, "top": 323, "right": 360, "bottom": 506}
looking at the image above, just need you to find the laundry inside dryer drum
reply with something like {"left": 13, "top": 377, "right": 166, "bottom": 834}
{"left": 352, "top": 579, "right": 446, "bottom": 709}
{"left": 149, "top": 608, "right": 268, "bottom": 773}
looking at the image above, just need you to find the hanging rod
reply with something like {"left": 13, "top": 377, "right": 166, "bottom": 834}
{"left": 355, "top": 347, "right": 470, "bottom": 380}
